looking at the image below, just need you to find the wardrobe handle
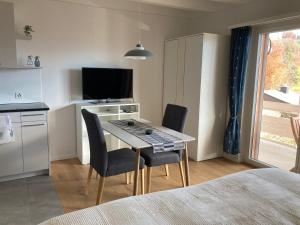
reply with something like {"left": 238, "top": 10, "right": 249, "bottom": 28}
{"left": 22, "top": 124, "right": 45, "bottom": 127}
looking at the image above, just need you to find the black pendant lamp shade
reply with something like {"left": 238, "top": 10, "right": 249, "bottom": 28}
{"left": 124, "top": 42, "right": 153, "bottom": 60}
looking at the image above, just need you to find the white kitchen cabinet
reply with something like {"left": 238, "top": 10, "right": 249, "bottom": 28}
{"left": 0, "top": 109, "right": 49, "bottom": 181}
{"left": 0, "top": 123, "right": 23, "bottom": 177}
{"left": 0, "top": 2, "right": 17, "bottom": 68}
{"left": 163, "top": 33, "right": 230, "bottom": 161}
{"left": 22, "top": 121, "right": 49, "bottom": 172}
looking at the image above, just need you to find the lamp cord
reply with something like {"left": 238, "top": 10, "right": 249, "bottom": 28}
{"left": 138, "top": 0, "right": 141, "bottom": 44}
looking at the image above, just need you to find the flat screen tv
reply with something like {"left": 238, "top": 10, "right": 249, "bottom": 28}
{"left": 82, "top": 68, "right": 133, "bottom": 100}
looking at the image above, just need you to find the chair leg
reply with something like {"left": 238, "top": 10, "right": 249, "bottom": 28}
{"left": 96, "top": 176, "right": 105, "bottom": 205}
{"left": 126, "top": 172, "right": 130, "bottom": 184}
{"left": 85, "top": 165, "right": 93, "bottom": 195}
{"left": 141, "top": 169, "right": 145, "bottom": 195}
{"left": 179, "top": 161, "right": 186, "bottom": 187}
{"left": 164, "top": 164, "right": 169, "bottom": 177}
{"left": 130, "top": 172, "right": 134, "bottom": 184}
{"left": 147, "top": 167, "right": 152, "bottom": 193}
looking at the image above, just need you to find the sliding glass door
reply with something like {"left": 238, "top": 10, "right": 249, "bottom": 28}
{"left": 250, "top": 29, "right": 300, "bottom": 171}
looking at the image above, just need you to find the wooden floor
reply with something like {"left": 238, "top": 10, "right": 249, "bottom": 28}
{"left": 51, "top": 157, "right": 253, "bottom": 213}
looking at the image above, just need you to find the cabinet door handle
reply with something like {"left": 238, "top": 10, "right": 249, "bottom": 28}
{"left": 22, "top": 123, "right": 45, "bottom": 127}
{"left": 21, "top": 114, "right": 45, "bottom": 117}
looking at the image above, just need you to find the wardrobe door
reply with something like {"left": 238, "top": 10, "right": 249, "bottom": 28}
{"left": 163, "top": 40, "right": 178, "bottom": 111}
{"left": 198, "top": 34, "right": 229, "bottom": 160}
{"left": 183, "top": 35, "right": 203, "bottom": 161}
{"left": 176, "top": 39, "right": 186, "bottom": 105}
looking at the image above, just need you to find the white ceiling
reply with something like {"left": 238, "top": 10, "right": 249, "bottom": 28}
{"left": 127, "top": 0, "right": 256, "bottom": 12}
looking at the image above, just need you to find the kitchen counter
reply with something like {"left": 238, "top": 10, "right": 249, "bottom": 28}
{"left": 0, "top": 102, "right": 49, "bottom": 113}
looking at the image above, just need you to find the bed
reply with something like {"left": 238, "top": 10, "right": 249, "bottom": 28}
{"left": 40, "top": 168, "right": 300, "bottom": 225}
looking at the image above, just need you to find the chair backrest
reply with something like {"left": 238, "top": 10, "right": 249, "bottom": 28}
{"left": 290, "top": 116, "right": 300, "bottom": 144}
{"left": 82, "top": 109, "right": 108, "bottom": 176}
{"left": 162, "top": 104, "right": 188, "bottom": 132}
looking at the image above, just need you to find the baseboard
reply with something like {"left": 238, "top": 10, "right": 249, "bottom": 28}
{"left": 0, "top": 170, "right": 49, "bottom": 183}
{"left": 192, "top": 153, "right": 222, "bottom": 161}
{"left": 223, "top": 152, "right": 241, "bottom": 163}
{"left": 50, "top": 153, "right": 77, "bottom": 161}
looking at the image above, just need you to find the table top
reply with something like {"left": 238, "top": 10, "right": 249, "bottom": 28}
{"left": 102, "top": 119, "right": 195, "bottom": 149}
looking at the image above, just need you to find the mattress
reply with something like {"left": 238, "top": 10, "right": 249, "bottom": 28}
{"left": 40, "top": 168, "right": 300, "bottom": 225}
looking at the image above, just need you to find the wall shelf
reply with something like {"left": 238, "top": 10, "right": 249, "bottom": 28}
{"left": 0, "top": 66, "right": 42, "bottom": 70}
{"left": 119, "top": 112, "right": 139, "bottom": 115}
{"left": 16, "top": 33, "right": 32, "bottom": 40}
{"left": 96, "top": 113, "right": 119, "bottom": 117}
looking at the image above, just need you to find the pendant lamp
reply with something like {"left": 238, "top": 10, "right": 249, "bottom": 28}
{"left": 124, "top": 1, "right": 153, "bottom": 60}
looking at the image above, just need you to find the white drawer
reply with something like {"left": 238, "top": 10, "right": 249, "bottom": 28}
{"left": 0, "top": 112, "right": 21, "bottom": 123}
{"left": 21, "top": 111, "right": 47, "bottom": 122}
{"left": 21, "top": 121, "right": 47, "bottom": 127}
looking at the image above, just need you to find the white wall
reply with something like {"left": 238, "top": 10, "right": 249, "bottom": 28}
{"left": 6, "top": 0, "right": 191, "bottom": 160}
{"left": 0, "top": 69, "right": 42, "bottom": 103}
{"left": 189, "top": 0, "right": 300, "bottom": 35}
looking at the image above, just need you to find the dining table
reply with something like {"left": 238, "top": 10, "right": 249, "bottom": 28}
{"left": 102, "top": 119, "right": 195, "bottom": 195}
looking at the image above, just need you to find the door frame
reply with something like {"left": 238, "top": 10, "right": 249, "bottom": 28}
{"left": 240, "top": 19, "right": 300, "bottom": 168}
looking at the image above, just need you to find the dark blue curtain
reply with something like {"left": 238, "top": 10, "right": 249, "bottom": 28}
{"left": 223, "top": 26, "right": 252, "bottom": 155}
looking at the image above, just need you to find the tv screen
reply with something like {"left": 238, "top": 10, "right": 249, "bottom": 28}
{"left": 82, "top": 68, "right": 133, "bottom": 100}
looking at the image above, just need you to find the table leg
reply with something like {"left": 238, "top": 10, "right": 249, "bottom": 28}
{"left": 141, "top": 169, "right": 145, "bottom": 195}
{"left": 133, "top": 149, "right": 141, "bottom": 195}
{"left": 184, "top": 143, "right": 190, "bottom": 186}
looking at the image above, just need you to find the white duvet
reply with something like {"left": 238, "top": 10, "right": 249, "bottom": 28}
{"left": 40, "top": 168, "right": 300, "bottom": 225}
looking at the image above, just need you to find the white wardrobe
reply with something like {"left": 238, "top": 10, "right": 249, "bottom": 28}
{"left": 163, "top": 33, "right": 230, "bottom": 161}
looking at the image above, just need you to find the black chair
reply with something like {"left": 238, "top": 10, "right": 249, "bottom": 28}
{"left": 82, "top": 109, "right": 145, "bottom": 204}
{"left": 140, "top": 104, "right": 188, "bottom": 193}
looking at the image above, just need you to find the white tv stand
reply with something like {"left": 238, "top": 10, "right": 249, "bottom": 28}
{"left": 76, "top": 102, "right": 140, "bottom": 164}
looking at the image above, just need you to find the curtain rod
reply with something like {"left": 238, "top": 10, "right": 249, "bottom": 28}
{"left": 228, "top": 12, "right": 300, "bottom": 29}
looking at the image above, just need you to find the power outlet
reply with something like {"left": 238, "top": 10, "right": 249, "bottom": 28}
{"left": 14, "top": 92, "right": 23, "bottom": 100}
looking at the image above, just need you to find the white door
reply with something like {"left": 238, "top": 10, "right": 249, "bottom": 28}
{"left": 0, "top": 123, "right": 23, "bottom": 177}
{"left": 176, "top": 39, "right": 186, "bottom": 105}
{"left": 183, "top": 35, "right": 203, "bottom": 160}
{"left": 22, "top": 122, "right": 49, "bottom": 172}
